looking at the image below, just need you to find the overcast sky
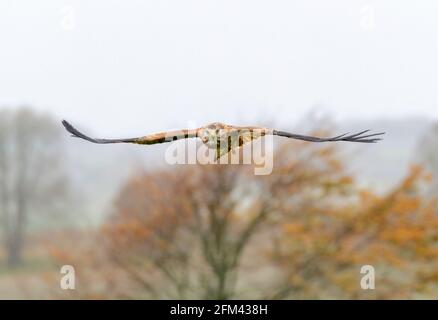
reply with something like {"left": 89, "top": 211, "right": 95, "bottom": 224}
{"left": 1, "top": 1, "right": 437, "bottom": 135}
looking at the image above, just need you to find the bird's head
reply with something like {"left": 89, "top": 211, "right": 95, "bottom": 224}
{"left": 200, "top": 128, "right": 219, "bottom": 147}
{"left": 198, "top": 123, "right": 228, "bottom": 147}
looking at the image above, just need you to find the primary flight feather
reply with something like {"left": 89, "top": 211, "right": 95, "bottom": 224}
{"left": 62, "top": 120, "right": 384, "bottom": 159}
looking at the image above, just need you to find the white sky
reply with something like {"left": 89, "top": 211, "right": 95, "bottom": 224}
{"left": 1, "top": 0, "right": 438, "bottom": 135}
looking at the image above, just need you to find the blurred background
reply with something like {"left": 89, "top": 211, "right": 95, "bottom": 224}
{"left": 1, "top": 0, "right": 438, "bottom": 299}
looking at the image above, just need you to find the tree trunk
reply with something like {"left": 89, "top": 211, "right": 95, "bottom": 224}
{"left": 7, "top": 235, "right": 23, "bottom": 267}
{"left": 6, "top": 200, "right": 26, "bottom": 268}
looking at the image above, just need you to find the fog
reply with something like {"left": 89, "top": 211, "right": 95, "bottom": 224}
{"left": 1, "top": 0, "right": 438, "bottom": 134}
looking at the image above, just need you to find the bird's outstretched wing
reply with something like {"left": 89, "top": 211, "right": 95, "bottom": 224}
{"left": 272, "top": 129, "right": 384, "bottom": 143}
{"left": 62, "top": 120, "right": 198, "bottom": 145}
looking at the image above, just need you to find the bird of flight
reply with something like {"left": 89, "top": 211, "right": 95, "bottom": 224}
{"left": 62, "top": 120, "right": 384, "bottom": 160}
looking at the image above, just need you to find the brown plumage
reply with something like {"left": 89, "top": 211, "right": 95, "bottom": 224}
{"left": 62, "top": 120, "right": 384, "bottom": 159}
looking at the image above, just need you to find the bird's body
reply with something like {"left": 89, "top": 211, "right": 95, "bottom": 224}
{"left": 196, "top": 122, "right": 271, "bottom": 158}
{"left": 62, "top": 120, "right": 384, "bottom": 160}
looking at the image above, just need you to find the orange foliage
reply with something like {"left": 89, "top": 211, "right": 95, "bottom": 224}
{"left": 274, "top": 165, "right": 438, "bottom": 299}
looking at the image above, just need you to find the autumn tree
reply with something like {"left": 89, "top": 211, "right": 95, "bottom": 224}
{"left": 272, "top": 165, "right": 438, "bottom": 299}
{"left": 99, "top": 134, "right": 353, "bottom": 299}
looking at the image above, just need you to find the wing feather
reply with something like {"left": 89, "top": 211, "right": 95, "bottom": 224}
{"left": 273, "top": 129, "right": 384, "bottom": 143}
{"left": 62, "top": 120, "right": 198, "bottom": 145}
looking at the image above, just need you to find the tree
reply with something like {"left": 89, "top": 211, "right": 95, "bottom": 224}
{"left": 99, "top": 135, "right": 352, "bottom": 299}
{"left": 0, "top": 107, "right": 68, "bottom": 267}
{"left": 272, "top": 165, "right": 438, "bottom": 299}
